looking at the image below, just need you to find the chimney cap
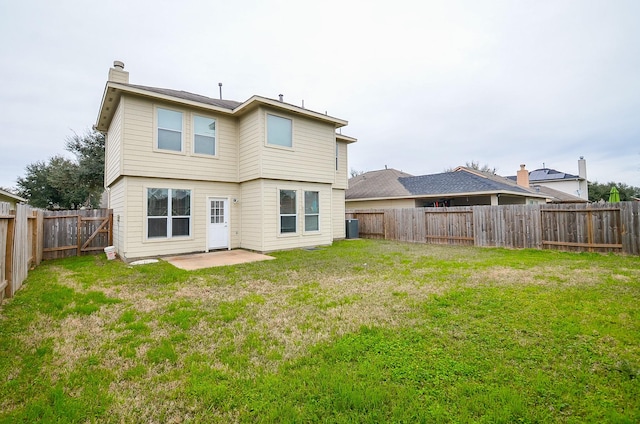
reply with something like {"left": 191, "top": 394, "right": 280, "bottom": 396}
{"left": 113, "top": 60, "right": 125, "bottom": 69}
{"left": 520, "top": 164, "right": 526, "bottom": 170}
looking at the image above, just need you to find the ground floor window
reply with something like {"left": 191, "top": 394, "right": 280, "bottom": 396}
{"left": 147, "top": 188, "right": 191, "bottom": 238}
{"left": 279, "top": 189, "right": 297, "bottom": 233}
{"left": 304, "top": 191, "right": 319, "bottom": 231}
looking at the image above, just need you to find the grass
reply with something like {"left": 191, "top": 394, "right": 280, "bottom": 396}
{"left": 0, "top": 239, "right": 638, "bottom": 423}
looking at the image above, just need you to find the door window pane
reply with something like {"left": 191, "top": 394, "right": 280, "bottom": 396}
{"left": 211, "top": 200, "right": 225, "bottom": 224}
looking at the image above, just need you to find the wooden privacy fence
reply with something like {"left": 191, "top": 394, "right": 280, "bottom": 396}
{"left": 43, "top": 209, "right": 113, "bottom": 260}
{"left": 1, "top": 203, "right": 43, "bottom": 301}
{"left": 347, "top": 202, "right": 640, "bottom": 255}
{"left": 1, "top": 203, "right": 113, "bottom": 301}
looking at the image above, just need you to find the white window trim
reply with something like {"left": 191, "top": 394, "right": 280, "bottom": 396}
{"left": 153, "top": 105, "right": 186, "bottom": 155}
{"left": 265, "top": 112, "right": 294, "bottom": 150}
{"left": 144, "top": 187, "right": 193, "bottom": 242}
{"left": 192, "top": 114, "right": 218, "bottom": 158}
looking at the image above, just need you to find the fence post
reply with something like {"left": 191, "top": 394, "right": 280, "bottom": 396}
{"left": 76, "top": 213, "right": 82, "bottom": 256}
{"left": 5, "top": 210, "right": 15, "bottom": 298}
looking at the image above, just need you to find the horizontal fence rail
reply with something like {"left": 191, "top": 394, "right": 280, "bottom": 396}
{"left": 347, "top": 202, "right": 640, "bottom": 255}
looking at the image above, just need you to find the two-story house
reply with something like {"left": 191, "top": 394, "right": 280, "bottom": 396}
{"left": 95, "top": 61, "right": 356, "bottom": 261}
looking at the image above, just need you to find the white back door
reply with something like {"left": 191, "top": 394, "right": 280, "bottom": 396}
{"left": 208, "top": 198, "right": 229, "bottom": 250}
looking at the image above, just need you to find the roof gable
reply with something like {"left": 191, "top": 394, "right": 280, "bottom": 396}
{"left": 347, "top": 168, "right": 413, "bottom": 199}
{"left": 96, "top": 82, "right": 349, "bottom": 132}
{"left": 0, "top": 188, "right": 27, "bottom": 203}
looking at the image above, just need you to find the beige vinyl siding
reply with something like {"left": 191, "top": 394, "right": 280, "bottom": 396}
{"left": 119, "top": 176, "right": 240, "bottom": 260}
{"left": 332, "top": 189, "right": 346, "bottom": 239}
{"left": 108, "top": 178, "right": 126, "bottom": 255}
{"left": 259, "top": 180, "right": 333, "bottom": 252}
{"left": 239, "top": 179, "right": 264, "bottom": 251}
{"left": 260, "top": 108, "right": 336, "bottom": 184}
{"left": 105, "top": 99, "right": 123, "bottom": 186}
{"left": 346, "top": 199, "right": 417, "bottom": 209}
{"left": 334, "top": 141, "right": 348, "bottom": 189}
{"left": 120, "top": 95, "right": 238, "bottom": 183}
{"left": 238, "top": 109, "right": 261, "bottom": 182}
{"left": 536, "top": 180, "right": 581, "bottom": 197}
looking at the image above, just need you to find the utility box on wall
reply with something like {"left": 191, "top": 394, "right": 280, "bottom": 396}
{"left": 345, "top": 219, "right": 359, "bottom": 239}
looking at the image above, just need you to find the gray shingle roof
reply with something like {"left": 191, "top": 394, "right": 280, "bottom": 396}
{"left": 347, "top": 167, "right": 548, "bottom": 200}
{"left": 126, "top": 84, "right": 243, "bottom": 110}
{"left": 346, "top": 169, "right": 413, "bottom": 199}
{"left": 399, "top": 171, "right": 534, "bottom": 196}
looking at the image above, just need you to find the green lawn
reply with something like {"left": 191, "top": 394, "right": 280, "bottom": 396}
{"left": 0, "top": 239, "right": 638, "bottom": 423}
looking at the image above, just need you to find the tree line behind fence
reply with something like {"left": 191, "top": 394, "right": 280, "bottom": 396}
{"left": 347, "top": 202, "right": 640, "bottom": 255}
{"left": 1, "top": 202, "right": 112, "bottom": 301}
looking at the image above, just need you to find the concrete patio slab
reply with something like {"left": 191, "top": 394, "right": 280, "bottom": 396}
{"left": 164, "top": 249, "right": 275, "bottom": 270}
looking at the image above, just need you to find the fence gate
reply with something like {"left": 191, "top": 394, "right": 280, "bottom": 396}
{"left": 42, "top": 209, "right": 113, "bottom": 260}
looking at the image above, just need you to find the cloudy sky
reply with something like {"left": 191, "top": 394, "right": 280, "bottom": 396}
{"left": 1, "top": 0, "right": 639, "bottom": 190}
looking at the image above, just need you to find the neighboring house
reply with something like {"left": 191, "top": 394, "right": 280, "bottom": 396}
{"left": 507, "top": 157, "right": 588, "bottom": 201}
{"left": 346, "top": 167, "right": 551, "bottom": 209}
{"left": 0, "top": 189, "right": 26, "bottom": 208}
{"left": 95, "top": 61, "right": 356, "bottom": 261}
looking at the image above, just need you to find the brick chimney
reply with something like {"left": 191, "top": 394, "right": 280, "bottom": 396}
{"left": 516, "top": 164, "right": 530, "bottom": 188}
{"left": 108, "top": 60, "right": 129, "bottom": 84}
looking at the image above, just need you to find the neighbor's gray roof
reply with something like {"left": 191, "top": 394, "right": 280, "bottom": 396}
{"left": 400, "top": 170, "right": 535, "bottom": 196}
{"left": 347, "top": 168, "right": 413, "bottom": 199}
{"left": 347, "top": 167, "right": 546, "bottom": 200}
{"left": 126, "top": 84, "right": 243, "bottom": 109}
{"left": 507, "top": 168, "right": 582, "bottom": 182}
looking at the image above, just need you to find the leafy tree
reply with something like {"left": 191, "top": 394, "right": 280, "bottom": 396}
{"left": 16, "top": 130, "right": 105, "bottom": 209}
{"left": 588, "top": 181, "right": 640, "bottom": 202}
{"left": 445, "top": 161, "right": 498, "bottom": 174}
{"left": 65, "top": 130, "right": 105, "bottom": 199}
{"left": 16, "top": 159, "right": 64, "bottom": 208}
{"left": 350, "top": 168, "right": 365, "bottom": 178}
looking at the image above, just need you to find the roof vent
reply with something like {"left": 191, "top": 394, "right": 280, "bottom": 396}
{"left": 278, "top": 94, "right": 283, "bottom": 102}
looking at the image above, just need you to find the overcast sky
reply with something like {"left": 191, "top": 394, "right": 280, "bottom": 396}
{"left": 1, "top": 0, "right": 639, "bottom": 191}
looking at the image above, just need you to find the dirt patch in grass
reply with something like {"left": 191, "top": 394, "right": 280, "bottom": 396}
{"left": 2, "top": 240, "right": 639, "bottom": 423}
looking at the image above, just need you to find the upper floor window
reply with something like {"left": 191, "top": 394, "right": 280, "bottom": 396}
{"left": 193, "top": 115, "right": 216, "bottom": 155}
{"left": 267, "top": 114, "right": 292, "bottom": 148}
{"left": 157, "top": 108, "right": 183, "bottom": 151}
